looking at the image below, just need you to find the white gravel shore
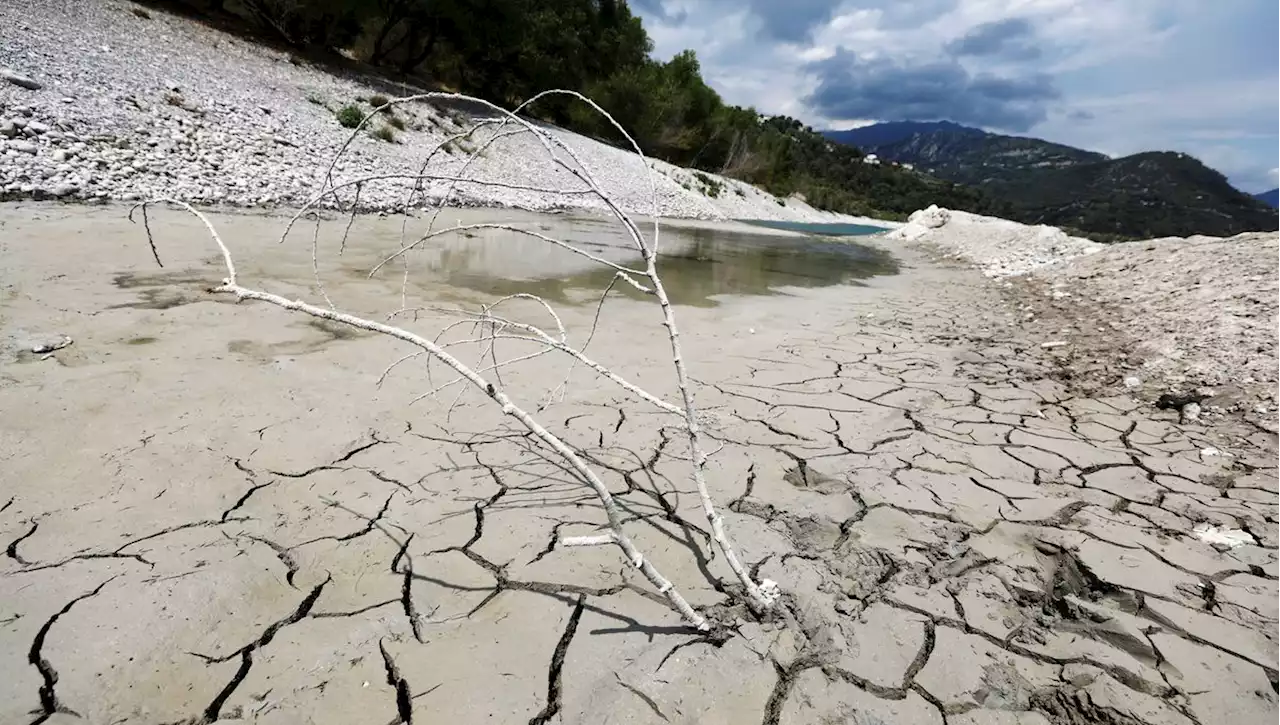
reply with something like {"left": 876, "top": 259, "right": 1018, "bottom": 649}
{"left": 886, "top": 204, "right": 1104, "bottom": 277}
{"left": 0, "top": 0, "right": 892, "bottom": 228}
{"left": 886, "top": 203, "right": 1279, "bottom": 414}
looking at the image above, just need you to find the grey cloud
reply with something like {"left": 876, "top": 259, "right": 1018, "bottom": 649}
{"left": 945, "top": 18, "right": 1041, "bottom": 60}
{"left": 745, "top": 0, "right": 842, "bottom": 42}
{"left": 804, "top": 49, "right": 1061, "bottom": 131}
{"left": 1067, "top": 109, "right": 1096, "bottom": 122}
{"left": 744, "top": 0, "right": 961, "bottom": 40}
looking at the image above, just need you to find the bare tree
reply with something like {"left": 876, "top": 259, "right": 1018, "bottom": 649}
{"left": 133, "top": 90, "right": 779, "bottom": 631}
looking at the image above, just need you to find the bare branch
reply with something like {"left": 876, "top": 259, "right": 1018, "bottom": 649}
{"left": 211, "top": 278, "right": 708, "bottom": 630}
{"left": 133, "top": 89, "right": 782, "bottom": 632}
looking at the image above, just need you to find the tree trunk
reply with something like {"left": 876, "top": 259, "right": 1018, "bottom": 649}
{"left": 370, "top": 18, "right": 402, "bottom": 64}
{"left": 400, "top": 26, "right": 437, "bottom": 74}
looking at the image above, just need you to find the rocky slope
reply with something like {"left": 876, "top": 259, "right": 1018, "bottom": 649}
{"left": 0, "top": 0, "right": 873, "bottom": 225}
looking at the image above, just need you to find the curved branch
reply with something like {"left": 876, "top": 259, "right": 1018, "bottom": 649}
{"left": 213, "top": 279, "right": 709, "bottom": 631}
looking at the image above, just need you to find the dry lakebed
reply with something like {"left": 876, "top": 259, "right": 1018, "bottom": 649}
{"left": 0, "top": 202, "right": 1275, "bottom": 725}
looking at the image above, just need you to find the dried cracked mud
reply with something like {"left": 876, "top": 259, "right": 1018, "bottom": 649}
{"left": 1, "top": 203, "right": 1276, "bottom": 725}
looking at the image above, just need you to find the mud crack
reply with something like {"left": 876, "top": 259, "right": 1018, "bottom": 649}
{"left": 527, "top": 594, "right": 586, "bottom": 725}
{"left": 200, "top": 576, "right": 331, "bottom": 722}
{"left": 28, "top": 577, "right": 116, "bottom": 724}
{"left": 379, "top": 640, "right": 413, "bottom": 724}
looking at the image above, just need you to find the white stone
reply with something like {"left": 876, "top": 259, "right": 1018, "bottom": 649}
{"left": 1181, "top": 402, "right": 1202, "bottom": 421}
{"left": 1191, "top": 524, "right": 1254, "bottom": 549}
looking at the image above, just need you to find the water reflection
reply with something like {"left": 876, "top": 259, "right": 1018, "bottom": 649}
{"left": 392, "top": 216, "right": 898, "bottom": 307}
{"left": 739, "top": 219, "right": 892, "bottom": 236}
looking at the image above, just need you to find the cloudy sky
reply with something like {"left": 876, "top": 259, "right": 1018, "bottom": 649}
{"left": 630, "top": 0, "right": 1279, "bottom": 192}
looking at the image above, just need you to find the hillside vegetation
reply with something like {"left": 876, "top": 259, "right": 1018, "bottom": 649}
{"left": 148, "top": 0, "right": 1007, "bottom": 220}
{"left": 827, "top": 123, "right": 1278, "bottom": 239}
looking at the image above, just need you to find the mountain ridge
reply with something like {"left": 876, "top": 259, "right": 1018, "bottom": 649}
{"left": 823, "top": 122, "right": 1277, "bottom": 239}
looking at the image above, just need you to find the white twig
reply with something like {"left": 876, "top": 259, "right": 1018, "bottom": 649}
{"left": 131, "top": 199, "right": 235, "bottom": 285}
{"left": 559, "top": 533, "right": 618, "bottom": 547}
{"left": 378, "top": 350, "right": 425, "bottom": 387}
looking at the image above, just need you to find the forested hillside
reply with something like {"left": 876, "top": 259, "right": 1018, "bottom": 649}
{"left": 826, "top": 121, "right": 1278, "bottom": 239}
{"left": 984, "top": 152, "right": 1280, "bottom": 239}
{"left": 147, "top": 0, "right": 1008, "bottom": 220}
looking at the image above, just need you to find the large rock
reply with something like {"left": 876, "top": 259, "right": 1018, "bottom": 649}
{"left": 49, "top": 181, "right": 79, "bottom": 198}
{"left": 1, "top": 68, "right": 42, "bottom": 90}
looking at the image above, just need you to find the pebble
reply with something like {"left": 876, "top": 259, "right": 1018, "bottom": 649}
{"left": 1, "top": 67, "right": 42, "bottom": 90}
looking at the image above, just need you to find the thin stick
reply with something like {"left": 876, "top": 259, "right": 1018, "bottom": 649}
{"left": 127, "top": 203, "right": 163, "bottom": 267}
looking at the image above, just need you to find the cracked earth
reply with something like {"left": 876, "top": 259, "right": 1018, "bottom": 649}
{"left": 1, "top": 203, "right": 1276, "bottom": 725}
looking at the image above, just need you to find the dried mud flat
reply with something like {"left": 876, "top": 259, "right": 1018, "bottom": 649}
{"left": 1, "top": 203, "right": 1276, "bottom": 725}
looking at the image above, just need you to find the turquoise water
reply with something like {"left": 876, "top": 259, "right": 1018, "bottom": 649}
{"left": 738, "top": 219, "right": 891, "bottom": 236}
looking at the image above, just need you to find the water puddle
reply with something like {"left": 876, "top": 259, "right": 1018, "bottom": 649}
{"left": 370, "top": 215, "right": 899, "bottom": 307}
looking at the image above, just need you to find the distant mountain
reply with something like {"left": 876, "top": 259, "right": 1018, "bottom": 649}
{"left": 1255, "top": 189, "right": 1278, "bottom": 208}
{"left": 823, "top": 121, "right": 1278, "bottom": 239}
{"left": 823, "top": 120, "right": 984, "bottom": 151}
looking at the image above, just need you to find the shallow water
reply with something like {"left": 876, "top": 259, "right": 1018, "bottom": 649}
{"left": 389, "top": 214, "right": 899, "bottom": 307}
{"left": 738, "top": 219, "right": 893, "bottom": 237}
